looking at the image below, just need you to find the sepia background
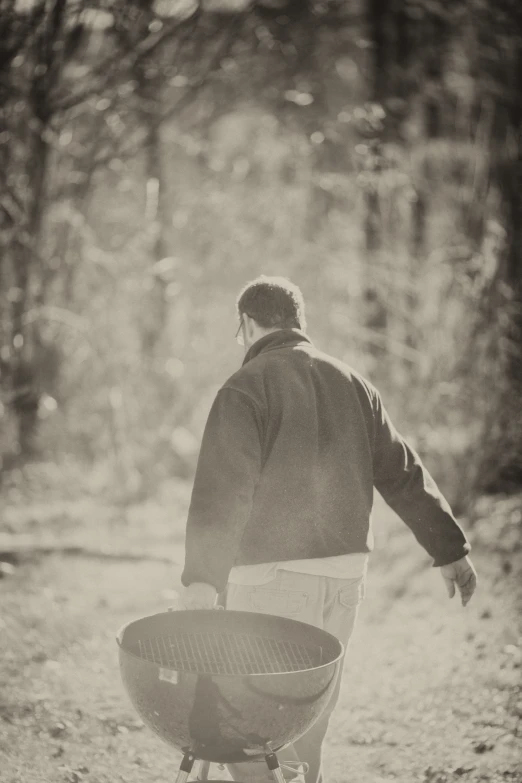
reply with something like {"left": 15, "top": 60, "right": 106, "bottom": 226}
{"left": 0, "top": 1, "right": 521, "bottom": 782}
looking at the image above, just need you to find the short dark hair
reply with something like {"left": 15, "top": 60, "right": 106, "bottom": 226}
{"left": 236, "top": 276, "right": 307, "bottom": 331}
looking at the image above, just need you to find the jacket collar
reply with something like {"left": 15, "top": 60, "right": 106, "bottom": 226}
{"left": 242, "top": 329, "right": 313, "bottom": 365}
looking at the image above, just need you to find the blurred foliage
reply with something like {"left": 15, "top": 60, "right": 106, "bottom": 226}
{"left": 0, "top": 0, "right": 521, "bottom": 513}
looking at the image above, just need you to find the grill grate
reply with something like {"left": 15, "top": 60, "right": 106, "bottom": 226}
{"left": 135, "top": 631, "right": 322, "bottom": 676}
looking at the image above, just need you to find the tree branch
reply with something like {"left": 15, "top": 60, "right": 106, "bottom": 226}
{"left": 84, "top": 13, "right": 243, "bottom": 172}
{"left": 51, "top": 6, "right": 202, "bottom": 113}
{"left": 157, "top": 13, "right": 242, "bottom": 126}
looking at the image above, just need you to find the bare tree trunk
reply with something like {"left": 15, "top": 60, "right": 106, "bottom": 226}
{"left": 8, "top": 0, "right": 67, "bottom": 455}
{"left": 139, "top": 111, "right": 169, "bottom": 358}
{"left": 362, "top": 0, "right": 388, "bottom": 362}
{"left": 267, "top": 0, "right": 333, "bottom": 237}
{"left": 492, "top": 40, "right": 522, "bottom": 488}
{"left": 368, "top": 0, "right": 388, "bottom": 104}
{"left": 111, "top": 0, "right": 170, "bottom": 359}
{"left": 409, "top": 7, "right": 449, "bottom": 259}
{"left": 422, "top": 9, "right": 450, "bottom": 139}
{"left": 11, "top": 121, "right": 50, "bottom": 454}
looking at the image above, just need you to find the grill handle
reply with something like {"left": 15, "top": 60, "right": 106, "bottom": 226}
{"left": 166, "top": 586, "right": 226, "bottom": 612}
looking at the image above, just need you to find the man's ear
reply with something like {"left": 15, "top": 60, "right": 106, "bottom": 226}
{"left": 244, "top": 314, "right": 256, "bottom": 340}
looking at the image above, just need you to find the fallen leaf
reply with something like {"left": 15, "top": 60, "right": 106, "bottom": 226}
{"left": 473, "top": 741, "right": 495, "bottom": 754}
{"left": 49, "top": 722, "right": 67, "bottom": 737}
{"left": 0, "top": 562, "right": 16, "bottom": 577}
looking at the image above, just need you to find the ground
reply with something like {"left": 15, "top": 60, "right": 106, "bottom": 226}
{"left": 0, "top": 475, "right": 521, "bottom": 783}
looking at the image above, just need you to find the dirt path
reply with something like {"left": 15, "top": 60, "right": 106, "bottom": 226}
{"left": 1, "top": 500, "right": 520, "bottom": 783}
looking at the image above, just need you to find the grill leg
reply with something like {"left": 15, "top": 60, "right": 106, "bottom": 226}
{"left": 197, "top": 761, "right": 211, "bottom": 781}
{"left": 265, "top": 752, "right": 286, "bottom": 783}
{"left": 175, "top": 752, "right": 196, "bottom": 783}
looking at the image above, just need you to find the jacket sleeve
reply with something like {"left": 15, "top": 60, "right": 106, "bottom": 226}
{"left": 371, "top": 390, "right": 470, "bottom": 567}
{"left": 181, "top": 387, "right": 262, "bottom": 592}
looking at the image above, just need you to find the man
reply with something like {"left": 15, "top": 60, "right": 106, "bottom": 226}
{"left": 180, "top": 276, "right": 477, "bottom": 783}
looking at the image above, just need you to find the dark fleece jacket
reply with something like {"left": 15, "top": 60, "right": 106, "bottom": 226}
{"left": 181, "top": 330, "right": 470, "bottom": 591}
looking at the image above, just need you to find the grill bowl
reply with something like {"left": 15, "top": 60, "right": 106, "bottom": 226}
{"left": 117, "top": 609, "right": 343, "bottom": 763}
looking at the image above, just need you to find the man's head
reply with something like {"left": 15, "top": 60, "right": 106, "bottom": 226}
{"left": 235, "top": 275, "right": 306, "bottom": 352}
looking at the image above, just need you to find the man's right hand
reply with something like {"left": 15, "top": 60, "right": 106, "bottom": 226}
{"left": 440, "top": 555, "right": 477, "bottom": 606}
{"left": 179, "top": 582, "right": 218, "bottom": 610}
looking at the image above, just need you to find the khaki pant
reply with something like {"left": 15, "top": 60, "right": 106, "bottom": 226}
{"left": 225, "top": 570, "right": 365, "bottom": 783}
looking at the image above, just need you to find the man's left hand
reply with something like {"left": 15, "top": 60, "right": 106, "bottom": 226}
{"left": 179, "top": 582, "right": 218, "bottom": 610}
{"left": 440, "top": 555, "right": 477, "bottom": 607}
